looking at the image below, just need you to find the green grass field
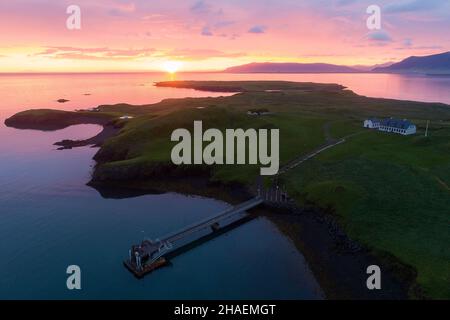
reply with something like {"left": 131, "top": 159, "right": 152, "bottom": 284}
{"left": 7, "top": 81, "right": 450, "bottom": 298}
{"left": 282, "top": 129, "right": 450, "bottom": 298}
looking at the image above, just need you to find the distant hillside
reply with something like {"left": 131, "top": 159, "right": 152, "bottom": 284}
{"left": 352, "top": 62, "right": 394, "bottom": 72}
{"left": 374, "top": 51, "right": 450, "bottom": 74}
{"left": 224, "top": 62, "right": 360, "bottom": 73}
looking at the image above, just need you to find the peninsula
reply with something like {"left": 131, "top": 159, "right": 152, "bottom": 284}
{"left": 5, "top": 81, "right": 450, "bottom": 299}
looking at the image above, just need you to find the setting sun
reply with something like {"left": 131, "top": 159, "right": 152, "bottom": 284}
{"left": 162, "top": 61, "right": 183, "bottom": 74}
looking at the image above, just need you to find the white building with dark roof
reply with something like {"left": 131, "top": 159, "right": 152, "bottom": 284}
{"left": 363, "top": 118, "right": 381, "bottom": 129}
{"left": 363, "top": 117, "right": 416, "bottom": 135}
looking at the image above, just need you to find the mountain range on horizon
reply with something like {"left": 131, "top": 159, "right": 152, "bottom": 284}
{"left": 373, "top": 51, "right": 450, "bottom": 74}
{"left": 224, "top": 51, "right": 450, "bottom": 75}
{"left": 224, "top": 62, "right": 361, "bottom": 73}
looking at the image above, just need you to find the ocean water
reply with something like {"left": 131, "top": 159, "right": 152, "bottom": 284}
{"left": 0, "top": 72, "right": 448, "bottom": 299}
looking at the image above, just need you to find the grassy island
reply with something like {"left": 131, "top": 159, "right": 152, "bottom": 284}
{"left": 5, "top": 81, "right": 450, "bottom": 299}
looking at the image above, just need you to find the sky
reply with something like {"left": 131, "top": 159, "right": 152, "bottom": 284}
{"left": 0, "top": 0, "right": 449, "bottom": 72}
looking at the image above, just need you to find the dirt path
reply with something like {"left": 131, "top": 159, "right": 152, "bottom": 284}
{"left": 323, "top": 121, "right": 333, "bottom": 142}
{"left": 278, "top": 123, "right": 364, "bottom": 175}
{"left": 278, "top": 139, "right": 345, "bottom": 174}
{"left": 435, "top": 176, "right": 450, "bottom": 193}
{"left": 278, "top": 122, "right": 340, "bottom": 175}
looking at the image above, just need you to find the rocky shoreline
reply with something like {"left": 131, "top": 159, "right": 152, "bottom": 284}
{"left": 265, "top": 205, "right": 417, "bottom": 299}
{"left": 54, "top": 123, "right": 122, "bottom": 149}
{"left": 4, "top": 109, "right": 417, "bottom": 299}
{"left": 89, "top": 164, "right": 416, "bottom": 300}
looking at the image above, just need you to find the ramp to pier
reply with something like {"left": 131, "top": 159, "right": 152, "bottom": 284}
{"left": 161, "top": 196, "right": 264, "bottom": 246}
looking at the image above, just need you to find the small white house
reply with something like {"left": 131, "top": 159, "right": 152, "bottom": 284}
{"left": 364, "top": 117, "right": 416, "bottom": 135}
{"left": 363, "top": 118, "right": 381, "bottom": 129}
{"left": 119, "top": 115, "right": 134, "bottom": 120}
{"left": 247, "top": 109, "right": 272, "bottom": 116}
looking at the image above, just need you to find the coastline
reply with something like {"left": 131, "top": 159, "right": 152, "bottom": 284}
{"left": 4, "top": 123, "right": 418, "bottom": 299}
{"left": 88, "top": 169, "right": 415, "bottom": 300}
{"left": 22, "top": 106, "right": 415, "bottom": 298}
{"left": 54, "top": 124, "right": 121, "bottom": 149}
{"left": 6, "top": 80, "right": 443, "bottom": 298}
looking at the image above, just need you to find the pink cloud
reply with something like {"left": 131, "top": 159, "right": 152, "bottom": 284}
{"left": 0, "top": 0, "right": 448, "bottom": 71}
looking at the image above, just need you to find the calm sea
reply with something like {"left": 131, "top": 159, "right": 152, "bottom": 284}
{"left": 0, "top": 72, "right": 448, "bottom": 299}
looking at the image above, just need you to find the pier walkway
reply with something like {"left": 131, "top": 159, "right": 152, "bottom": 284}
{"left": 124, "top": 196, "right": 268, "bottom": 277}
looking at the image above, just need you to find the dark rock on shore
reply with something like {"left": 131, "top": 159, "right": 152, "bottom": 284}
{"left": 54, "top": 124, "right": 121, "bottom": 149}
{"left": 265, "top": 206, "right": 413, "bottom": 299}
